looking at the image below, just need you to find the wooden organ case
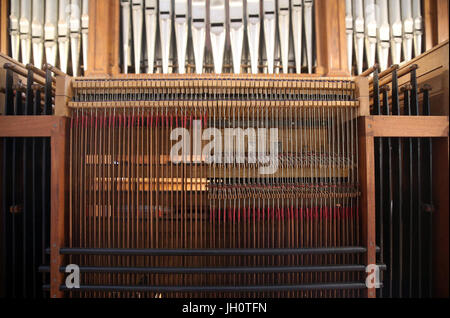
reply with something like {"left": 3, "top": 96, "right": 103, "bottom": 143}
{"left": 0, "top": 0, "right": 448, "bottom": 299}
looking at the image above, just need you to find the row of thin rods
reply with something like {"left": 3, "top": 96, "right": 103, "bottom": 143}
{"left": 369, "top": 63, "right": 433, "bottom": 298}
{"left": 68, "top": 78, "right": 363, "bottom": 298}
{"left": 1, "top": 63, "right": 55, "bottom": 298}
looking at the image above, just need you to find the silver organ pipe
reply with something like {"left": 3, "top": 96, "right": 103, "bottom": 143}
{"left": 131, "top": 0, "right": 144, "bottom": 74}
{"left": 191, "top": 0, "right": 206, "bottom": 74}
{"left": 31, "top": 0, "right": 44, "bottom": 69}
{"left": 174, "top": 0, "right": 188, "bottom": 74}
{"left": 209, "top": 0, "right": 226, "bottom": 74}
{"left": 69, "top": 0, "right": 81, "bottom": 77}
{"left": 229, "top": 0, "right": 244, "bottom": 74}
{"left": 7, "top": 0, "right": 89, "bottom": 75}
{"left": 9, "top": 0, "right": 20, "bottom": 61}
{"left": 277, "top": 0, "right": 290, "bottom": 74}
{"left": 117, "top": 0, "right": 317, "bottom": 74}
{"left": 145, "top": 0, "right": 157, "bottom": 74}
{"left": 159, "top": 0, "right": 172, "bottom": 74}
{"left": 58, "top": 0, "right": 71, "bottom": 74}
{"left": 263, "top": 0, "right": 276, "bottom": 74}
{"left": 347, "top": 0, "right": 424, "bottom": 74}
{"left": 20, "top": 0, "right": 32, "bottom": 65}
{"left": 44, "top": 0, "right": 58, "bottom": 67}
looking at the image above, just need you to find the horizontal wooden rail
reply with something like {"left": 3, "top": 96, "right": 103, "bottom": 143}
{"left": 359, "top": 116, "right": 449, "bottom": 138}
{"left": 0, "top": 116, "right": 66, "bottom": 137}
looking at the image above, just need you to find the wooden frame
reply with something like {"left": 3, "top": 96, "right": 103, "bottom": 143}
{"left": 86, "top": 0, "right": 120, "bottom": 76}
{"left": 0, "top": 0, "right": 8, "bottom": 55}
{"left": 358, "top": 114, "right": 449, "bottom": 298}
{"left": 0, "top": 116, "right": 69, "bottom": 298}
{"left": 315, "top": 0, "right": 349, "bottom": 76}
{"left": 424, "top": 0, "right": 449, "bottom": 51}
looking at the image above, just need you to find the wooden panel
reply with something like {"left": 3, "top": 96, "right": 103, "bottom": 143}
{"left": 0, "top": 116, "right": 65, "bottom": 137}
{"left": 86, "top": 0, "right": 120, "bottom": 76}
{"left": 315, "top": 0, "right": 349, "bottom": 76}
{"left": 0, "top": 0, "right": 8, "bottom": 55}
{"left": 361, "top": 116, "right": 449, "bottom": 138}
{"left": 358, "top": 130, "right": 376, "bottom": 298}
{"left": 424, "top": 0, "right": 449, "bottom": 51}
{"left": 49, "top": 117, "right": 69, "bottom": 298}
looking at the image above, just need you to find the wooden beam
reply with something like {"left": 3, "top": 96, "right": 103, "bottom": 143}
{"left": 86, "top": 0, "right": 120, "bottom": 76}
{"left": 358, "top": 124, "right": 376, "bottom": 298}
{"left": 360, "top": 116, "right": 449, "bottom": 138}
{"left": 315, "top": 0, "right": 349, "bottom": 76}
{"left": 0, "top": 0, "right": 8, "bottom": 55}
{"left": 0, "top": 116, "right": 66, "bottom": 137}
{"left": 424, "top": 0, "right": 449, "bottom": 51}
{"left": 49, "top": 117, "right": 69, "bottom": 298}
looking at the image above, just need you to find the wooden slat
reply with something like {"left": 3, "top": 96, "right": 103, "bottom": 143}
{"left": 358, "top": 130, "right": 376, "bottom": 298}
{"left": 50, "top": 117, "right": 69, "bottom": 298}
{"left": 360, "top": 116, "right": 449, "bottom": 138}
{"left": 0, "top": 116, "right": 67, "bottom": 137}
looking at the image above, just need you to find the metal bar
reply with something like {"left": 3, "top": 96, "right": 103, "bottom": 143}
{"left": 44, "top": 282, "right": 369, "bottom": 292}
{"left": 1, "top": 68, "right": 14, "bottom": 295}
{"left": 410, "top": 67, "right": 422, "bottom": 297}
{"left": 420, "top": 84, "right": 433, "bottom": 298}
{"left": 391, "top": 69, "right": 403, "bottom": 297}
{"left": 381, "top": 84, "right": 393, "bottom": 297}
{"left": 39, "top": 264, "right": 387, "bottom": 274}
{"left": 53, "top": 246, "right": 371, "bottom": 256}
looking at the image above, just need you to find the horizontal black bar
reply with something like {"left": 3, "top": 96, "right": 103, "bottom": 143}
{"left": 42, "top": 283, "right": 368, "bottom": 293}
{"left": 52, "top": 247, "right": 370, "bottom": 256}
{"left": 38, "top": 264, "right": 387, "bottom": 274}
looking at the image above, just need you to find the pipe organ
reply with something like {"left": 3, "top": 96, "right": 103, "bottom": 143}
{"left": 8, "top": 0, "right": 89, "bottom": 76}
{"left": 346, "top": 0, "right": 424, "bottom": 75}
{"left": 120, "top": 0, "right": 317, "bottom": 74}
{"left": 0, "top": 0, "right": 448, "bottom": 300}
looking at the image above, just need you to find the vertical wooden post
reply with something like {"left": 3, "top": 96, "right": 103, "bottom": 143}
{"left": 50, "top": 117, "right": 69, "bottom": 298}
{"left": 0, "top": 0, "right": 8, "bottom": 55}
{"left": 357, "top": 76, "right": 376, "bottom": 298}
{"left": 55, "top": 75, "right": 72, "bottom": 117}
{"left": 86, "top": 0, "right": 120, "bottom": 76}
{"left": 358, "top": 117, "right": 376, "bottom": 298}
{"left": 424, "top": 0, "right": 449, "bottom": 51}
{"left": 315, "top": 0, "right": 349, "bottom": 76}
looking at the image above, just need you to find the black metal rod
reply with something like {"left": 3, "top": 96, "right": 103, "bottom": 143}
{"left": 403, "top": 86, "right": 414, "bottom": 297}
{"left": 1, "top": 68, "right": 14, "bottom": 295}
{"left": 373, "top": 68, "right": 384, "bottom": 298}
{"left": 52, "top": 247, "right": 370, "bottom": 256}
{"left": 381, "top": 85, "right": 393, "bottom": 298}
{"left": 43, "top": 282, "right": 369, "bottom": 293}
{"left": 41, "top": 70, "right": 52, "bottom": 296}
{"left": 11, "top": 87, "right": 23, "bottom": 297}
{"left": 391, "top": 69, "right": 403, "bottom": 298}
{"left": 38, "top": 264, "right": 387, "bottom": 274}
{"left": 421, "top": 85, "right": 433, "bottom": 298}
{"left": 410, "top": 69, "right": 422, "bottom": 298}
